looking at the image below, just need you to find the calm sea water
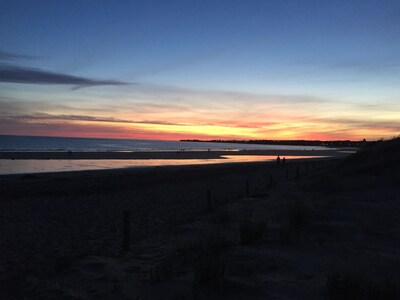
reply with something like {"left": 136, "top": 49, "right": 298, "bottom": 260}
{"left": 0, "top": 135, "right": 330, "bottom": 152}
{"left": 0, "top": 135, "right": 331, "bottom": 174}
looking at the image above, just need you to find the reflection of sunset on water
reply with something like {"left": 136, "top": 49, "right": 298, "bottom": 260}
{"left": 0, "top": 155, "right": 326, "bottom": 175}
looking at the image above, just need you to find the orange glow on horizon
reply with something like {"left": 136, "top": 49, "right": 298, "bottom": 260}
{"left": 1, "top": 116, "right": 397, "bottom": 141}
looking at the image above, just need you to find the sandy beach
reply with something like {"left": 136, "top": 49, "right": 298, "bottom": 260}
{"left": 0, "top": 140, "right": 399, "bottom": 299}
{"left": 0, "top": 149, "right": 347, "bottom": 175}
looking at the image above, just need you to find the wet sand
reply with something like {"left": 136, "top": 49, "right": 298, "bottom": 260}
{"left": 0, "top": 149, "right": 346, "bottom": 160}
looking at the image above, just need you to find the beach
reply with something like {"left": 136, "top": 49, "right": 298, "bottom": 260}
{"left": 0, "top": 149, "right": 347, "bottom": 175}
{"left": 0, "top": 141, "right": 399, "bottom": 299}
{"left": 3, "top": 0, "right": 399, "bottom": 298}
{"left": 0, "top": 149, "right": 345, "bottom": 160}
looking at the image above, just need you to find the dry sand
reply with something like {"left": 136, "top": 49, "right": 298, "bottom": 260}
{"left": 0, "top": 143, "right": 399, "bottom": 299}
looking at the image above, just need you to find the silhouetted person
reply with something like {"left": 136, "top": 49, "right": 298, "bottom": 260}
{"left": 277, "top": 155, "right": 280, "bottom": 164}
{"left": 282, "top": 157, "right": 286, "bottom": 164}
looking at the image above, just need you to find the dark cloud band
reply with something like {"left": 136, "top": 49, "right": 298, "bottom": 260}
{"left": 3, "top": 113, "right": 184, "bottom": 126}
{"left": 0, "top": 65, "right": 129, "bottom": 89}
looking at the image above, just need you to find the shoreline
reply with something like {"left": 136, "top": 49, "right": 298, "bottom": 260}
{"left": 0, "top": 156, "right": 332, "bottom": 179}
{"left": 0, "top": 150, "right": 342, "bottom": 176}
{"left": 0, "top": 149, "right": 348, "bottom": 160}
{"left": 0, "top": 158, "right": 334, "bottom": 198}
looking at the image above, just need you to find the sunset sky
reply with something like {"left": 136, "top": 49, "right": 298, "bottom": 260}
{"left": 0, "top": 0, "right": 399, "bottom": 141}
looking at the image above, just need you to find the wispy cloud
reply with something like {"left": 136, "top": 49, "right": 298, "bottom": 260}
{"left": 134, "top": 83, "right": 323, "bottom": 105}
{"left": 0, "top": 117, "right": 235, "bottom": 141}
{"left": 2, "top": 113, "right": 185, "bottom": 127}
{"left": 0, "top": 97, "right": 117, "bottom": 115}
{"left": 0, "top": 65, "right": 130, "bottom": 89}
{"left": 0, "top": 50, "right": 38, "bottom": 61}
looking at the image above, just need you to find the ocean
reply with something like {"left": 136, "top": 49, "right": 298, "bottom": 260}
{"left": 0, "top": 135, "right": 329, "bottom": 152}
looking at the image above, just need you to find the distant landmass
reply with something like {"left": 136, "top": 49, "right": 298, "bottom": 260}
{"left": 181, "top": 139, "right": 373, "bottom": 148}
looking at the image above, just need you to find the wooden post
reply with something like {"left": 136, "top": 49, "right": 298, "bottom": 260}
{"left": 246, "top": 180, "right": 250, "bottom": 196}
{"left": 207, "top": 190, "right": 212, "bottom": 211}
{"left": 123, "top": 210, "right": 130, "bottom": 251}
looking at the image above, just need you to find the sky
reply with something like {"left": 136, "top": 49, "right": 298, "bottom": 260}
{"left": 0, "top": 0, "right": 399, "bottom": 141}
